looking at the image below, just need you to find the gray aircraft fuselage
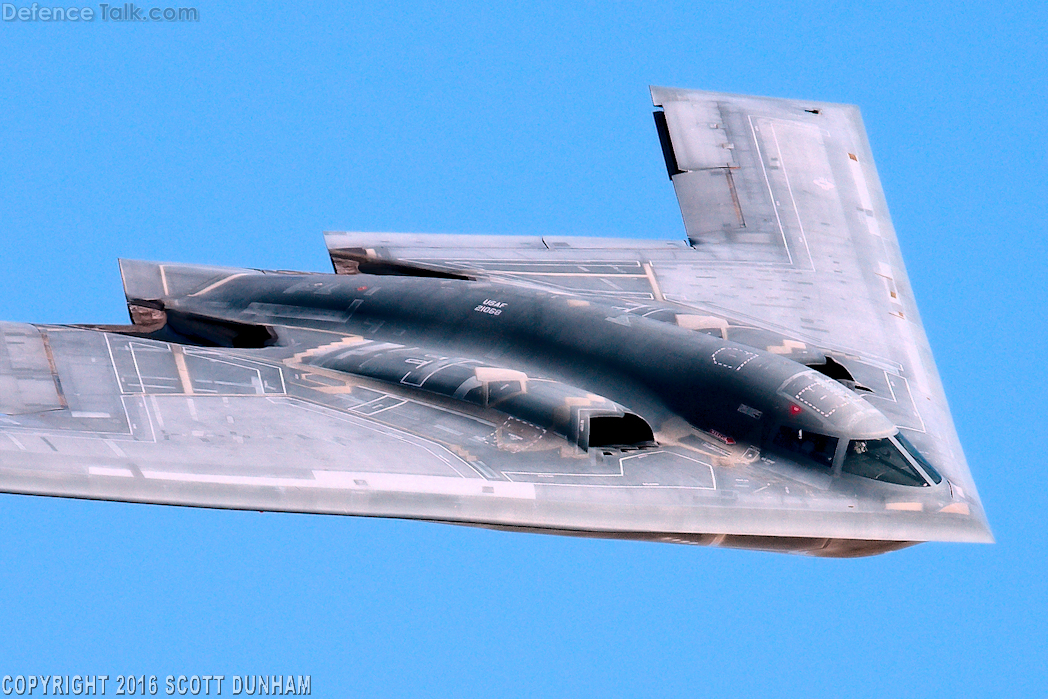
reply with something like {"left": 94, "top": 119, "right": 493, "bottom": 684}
{"left": 151, "top": 270, "right": 903, "bottom": 480}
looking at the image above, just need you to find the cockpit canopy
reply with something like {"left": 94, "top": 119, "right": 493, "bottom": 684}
{"left": 769, "top": 426, "right": 942, "bottom": 487}
{"left": 842, "top": 434, "right": 942, "bottom": 487}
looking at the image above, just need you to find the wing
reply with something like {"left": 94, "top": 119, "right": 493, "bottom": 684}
{"left": 0, "top": 317, "right": 541, "bottom": 521}
{"left": 323, "top": 87, "right": 989, "bottom": 542}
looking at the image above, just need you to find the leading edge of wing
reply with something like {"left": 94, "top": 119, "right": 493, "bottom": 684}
{"left": 0, "top": 307, "right": 991, "bottom": 554}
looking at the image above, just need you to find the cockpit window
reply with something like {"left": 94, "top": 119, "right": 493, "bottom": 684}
{"left": 843, "top": 438, "right": 929, "bottom": 487}
{"left": 894, "top": 432, "right": 943, "bottom": 484}
{"left": 772, "top": 426, "right": 838, "bottom": 469}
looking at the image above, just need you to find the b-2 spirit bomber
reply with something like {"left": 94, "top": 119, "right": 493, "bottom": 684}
{"left": 0, "top": 87, "right": 992, "bottom": 556}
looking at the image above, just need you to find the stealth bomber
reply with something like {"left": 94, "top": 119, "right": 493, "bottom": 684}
{"left": 0, "top": 87, "right": 992, "bottom": 556}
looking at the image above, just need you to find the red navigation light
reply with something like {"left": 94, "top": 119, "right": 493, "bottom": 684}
{"left": 356, "top": 286, "right": 368, "bottom": 292}
{"left": 788, "top": 404, "right": 803, "bottom": 416}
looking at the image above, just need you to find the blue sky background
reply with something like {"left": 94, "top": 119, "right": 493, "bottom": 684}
{"left": 1, "top": 1, "right": 1046, "bottom": 696}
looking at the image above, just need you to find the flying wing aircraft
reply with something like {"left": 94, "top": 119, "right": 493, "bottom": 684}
{"left": 0, "top": 86, "right": 992, "bottom": 556}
